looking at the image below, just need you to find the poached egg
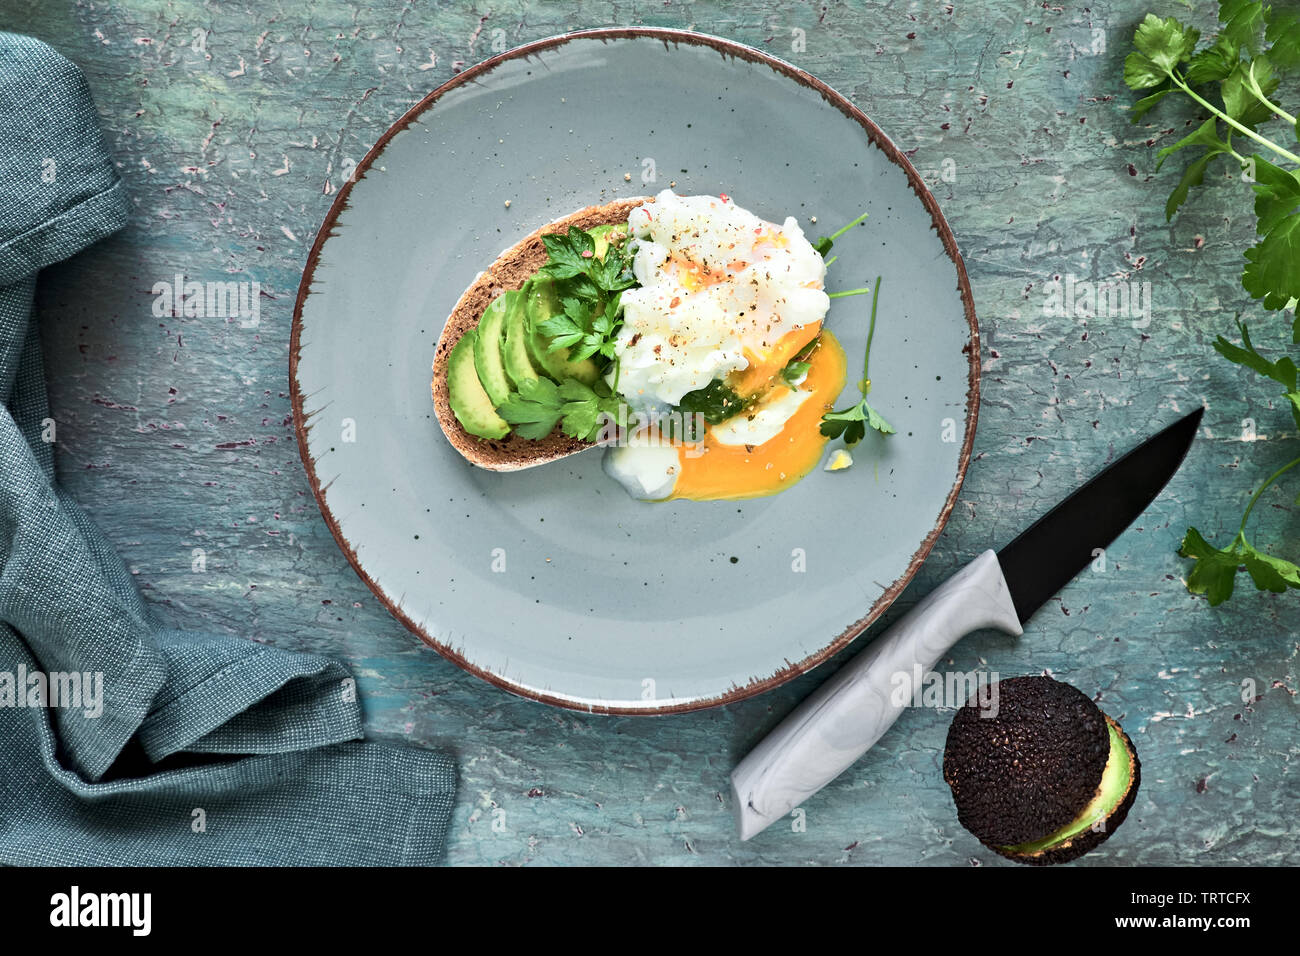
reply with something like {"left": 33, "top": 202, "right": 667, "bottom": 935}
{"left": 604, "top": 191, "right": 847, "bottom": 501}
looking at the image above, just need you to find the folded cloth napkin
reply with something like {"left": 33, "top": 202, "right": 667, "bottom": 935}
{"left": 0, "top": 33, "right": 456, "bottom": 865}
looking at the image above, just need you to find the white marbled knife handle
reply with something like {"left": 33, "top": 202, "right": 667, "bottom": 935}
{"left": 731, "top": 549, "right": 1024, "bottom": 840}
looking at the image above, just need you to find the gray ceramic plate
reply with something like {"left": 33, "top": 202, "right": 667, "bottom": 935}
{"left": 291, "top": 28, "right": 980, "bottom": 713}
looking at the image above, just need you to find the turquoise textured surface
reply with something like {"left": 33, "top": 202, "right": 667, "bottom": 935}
{"left": 5, "top": 1, "right": 1296, "bottom": 865}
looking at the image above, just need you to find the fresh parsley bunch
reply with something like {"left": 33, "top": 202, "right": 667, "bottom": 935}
{"left": 1125, "top": 0, "right": 1300, "bottom": 603}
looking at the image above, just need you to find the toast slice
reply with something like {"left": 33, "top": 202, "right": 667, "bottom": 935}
{"left": 432, "top": 196, "right": 649, "bottom": 471}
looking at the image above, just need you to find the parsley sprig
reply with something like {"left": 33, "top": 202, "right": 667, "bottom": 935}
{"left": 538, "top": 293, "right": 624, "bottom": 363}
{"left": 1178, "top": 317, "right": 1300, "bottom": 603}
{"left": 813, "top": 211, "right": 875, "bottom": 302}
{"left": 1213, "top": 317, "right": 1300, "bottom": 430}
{"left": 1126, "top": 1, "right": 1300, "bottom": 604}
{"left": 497, "top": 376, "right": 622, "bottom": 442}
{"left": 539, "top": 226, "right": 637, "bottom": 290}
{"left": 535, "top": 226, "right": 636, "bottom": 365}
{"left": 820, "top": 277, "right": 895, "bottom": 445}
{"left": 1180, "top": 456, "right": 1300, "bottom": 605}
{"left": 1125, "top": 5, "right": 1300, "bottom": 308}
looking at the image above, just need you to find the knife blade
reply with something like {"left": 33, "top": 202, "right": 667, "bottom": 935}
{"left": 730, "top": 408, "right": 1203, "bottom": 840}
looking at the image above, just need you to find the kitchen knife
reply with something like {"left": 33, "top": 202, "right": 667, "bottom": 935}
{"left": 731, "top": 408, "right": 1203, "bottom": 840}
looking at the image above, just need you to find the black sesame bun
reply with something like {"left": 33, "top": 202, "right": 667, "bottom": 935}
{"left": 942, "top": 676, "right": 1140, "bottom": 866}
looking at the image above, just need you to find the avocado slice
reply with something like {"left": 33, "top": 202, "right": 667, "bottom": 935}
{"left": 447, "top": 329, "right": 510, "bottom": 440}
{"left": 588, "top": 222, "right": 625, "bottom": 259}
{"left": 474, "top": 292, "right": 515, "bottom": 408}
{"left": 524, "top": 277, "right": 601, "bottom": 386}
{"left": 502, "top": 284, "right": 541, "bottom": 389}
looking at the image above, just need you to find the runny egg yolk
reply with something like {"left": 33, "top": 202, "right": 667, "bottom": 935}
{"left": 668, "top": 330, "right": 848, "bottom": 501}
{"left": 728, "top": 321, "right": 824, "bottom": 398}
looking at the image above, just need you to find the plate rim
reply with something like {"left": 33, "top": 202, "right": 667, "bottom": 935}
{"left": 289, "top": 26, "right": 982, "bottom": 714}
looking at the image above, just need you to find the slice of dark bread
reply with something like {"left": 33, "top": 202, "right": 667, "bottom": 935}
{"left": 431, "top": 196, "right": 649, "bottom": 471}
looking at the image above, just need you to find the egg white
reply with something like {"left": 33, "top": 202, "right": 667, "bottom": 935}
{"left": 709, "top": 387, "right": 814, "bottom": 447}
{"left": 613, "top": 190, "right": 830, "bottom": 411}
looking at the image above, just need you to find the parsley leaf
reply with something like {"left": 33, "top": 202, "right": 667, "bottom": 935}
{"left": 1245, "top": 546, "right": 1300, "bottom": 591}
{"left": 1240, "top": 157, "right": 1300, "bottom": 310}
{"left": 1250, "top": 154, "right": 1300, "bottom": 233}
{"left": 1266, "top": 7, "right": 1300, "bottom": 68}
{"left": 1212, "top": 317, "right": 1298, "bottom": 391}
{"left": 1155, "top": 116, "right": 1231, "bottom": 172}
{"left": 677, "top": 379, "right": 750, "bottom": 425}
{"left": 1157, "top": 118, "right": 1232, "bottom": 219}
{"left": 1219, "top": 0, "right": 1266, "bottom": 53}
{"left": 536, "top": 296, "right": 590, "bottom": 351}
{"left": 819, "top": 402, "right": 894, "bottom": 445}
{"left": 541, "top": 225, "right": 636, "bottom": 295}
{"left": 1221, "top": 56, "right": 1278, "bottom": 126}
{"left": 559, "top": 378, "right": 622, "bottom": 441}
{"left": 1180, "top": 526, "right": 1300, "bottom": 606}
{"left": 1129, "top": 84, "right": 1173, "bottom": 121}
{"left": 497, "top": 375, "right": 621, "bottom": 442}
{"left": 1124, "top": 50, "right": 1169, "bottom": 91}
{"left": 1184, "top": 36, "right": 1239, "bottom": 85}
{"left": 1211, "top": 318, "right": 1300, "bottom": 429}
{"left": 539, "top": 292, "right": 624, "bottom": 362}
{"left": 497, "top": 378, "right": 565, "bottom": 439}
{"left": 595, "top": 241, "right": 637, "bottom": 292}
{"left": 1179, "top": 528, "right": 1248, "bottom": 605}
{"left": 1180, "top": 453, "right": 1300, "bottom": 605}
{"left": 539, "top": 227, "right": 595, "bottom": 280}
{"left": 1243, "top": 214, "right": 1300, "bottom": 311}
{"left": 531, "top": 224, "right": 637, "bottom": 371}
{"left": 1127, "top": 13, "right": 1198, "bottom": 81}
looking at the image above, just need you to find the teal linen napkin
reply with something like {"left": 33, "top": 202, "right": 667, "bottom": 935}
{"left": 0, "top": 32, "right": 456, "bottom": 865}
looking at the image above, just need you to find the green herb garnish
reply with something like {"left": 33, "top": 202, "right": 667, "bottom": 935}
{"left": 779, "top": 338, "right": 819, "bottom": 389}
{"left": 677, "top": 379, "right": 751, "bottom": 425}
{"left": 497, "top": 376, "right": 622, "bottom": 442}
{"left": 1213, "top": 317, "right": 1300, "bottom": 430}
{"left": 539, "top": 292, "right": 624, "bottom": 362}
{"left": 537, "top": 226, "right": 637, "bottom": 365}
{"left": 813, "top": 211, "right": 873, "bottom": 300}
{"left": 539, "top": 226, "right": 637, "bottom": 289}
{"left": 812, "top": 211, "right": 869, "bottom": 259}
{"left": 1125, "top": 7, "right": 1300, "bottom": 308}
{"left": 1125, "top": 1, "right": 1300, "bottom": 604}
{"left": 780, "top": 360, "right": 812, "bottom": 387}
{"left": 1180, "top": 457, "right": 1300, "bottom": 605}
{"left": 820, "top": 277, "right": 894, "bottom": 446}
